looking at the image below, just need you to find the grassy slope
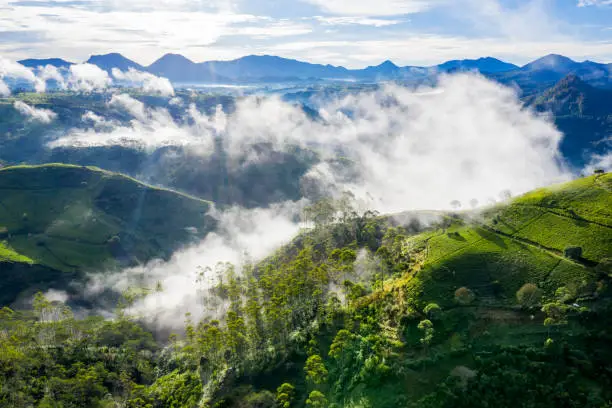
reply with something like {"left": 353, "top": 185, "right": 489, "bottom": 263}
{"left": 396, "top": 173, "right": 611, "bottom": 305}
{"left": 0, "top": 163, "right": 216, "bottom": 273}
{"left": 346, "top": 173, "right": 612, "bottom": 403}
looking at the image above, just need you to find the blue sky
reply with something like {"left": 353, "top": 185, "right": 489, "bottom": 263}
{"left": 0, "top": 0, "right": 611, "bottom": 67}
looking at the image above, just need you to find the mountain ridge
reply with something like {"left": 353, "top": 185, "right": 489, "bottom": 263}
{"left": 13, "top": 52, "right": 612, "bottom": 88}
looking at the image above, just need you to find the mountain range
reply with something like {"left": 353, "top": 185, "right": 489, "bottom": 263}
{"left": 17, "top": 53, "right": 612, "bottom": 89}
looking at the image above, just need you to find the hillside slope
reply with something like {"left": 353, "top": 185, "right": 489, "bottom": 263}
{"left": 203, "top": 172, "right": 612, "bottom": 407}
{"left": 0, "top": 173, "right": 610, "bottom": 407}
{"left": 0, "top": 164, "right": 215, "bottom": 275}
{"left": 393, "top": 174, "right": 611, "bottom": 306}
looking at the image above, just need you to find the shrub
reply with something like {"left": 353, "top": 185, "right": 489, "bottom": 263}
{"left": 244, "top": 390, "right": 276, "bottom": 408}
{"left": 454, "top": 287, "right": 476, "bottom": 305}
{"left": 516, "top": 283, "right": 542, "bottom": 308}
{"left": 563, "top": 246, "right": 583, "bottom": 260}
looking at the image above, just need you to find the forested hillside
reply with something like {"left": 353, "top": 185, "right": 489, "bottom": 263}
{"left": 0, "top": 164, "right": 215, "bottom": 304}
{"left": 1, "top": 172, "right": 611, "bottom": 407}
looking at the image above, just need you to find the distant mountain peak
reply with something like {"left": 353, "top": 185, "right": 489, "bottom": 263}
{"left": 155, "top": 53, "right": 195, "bottom": 64}
{"left": 86, "top": 53, "right": 144, "bottom": 72}
{"left": 436, "top": 57, "right": 518, "bottom": 73}
{"left": 363, "top": 60, "right": 400, "bottom": 74}
{"left": 523, "top": 54, "right": 577, "bottom": 71}
{"left": 378, "top": 60, "right": 398, "bottom": 68}
{"left": 18, "top": 58, "right": 73, "bottom": 69}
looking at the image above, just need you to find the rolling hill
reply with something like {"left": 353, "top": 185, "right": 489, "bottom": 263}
{"left": 0, "top": 165, "right": 610, "bottom": 406}
{"left": 0, "top": 164, "right": 215, "bottom": 303}
{"left": 395, "top": 173, "right": 611, "bottom": 306}
{"left": 202, "top": 171, "right": 612, "bottom": 407}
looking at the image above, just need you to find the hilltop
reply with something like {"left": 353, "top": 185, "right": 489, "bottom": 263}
{"left": 0, "top": 164, "right": 215, "bottom": 303}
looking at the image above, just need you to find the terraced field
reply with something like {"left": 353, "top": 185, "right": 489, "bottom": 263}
{"left": 392, "top": 173, "right": 611, "bottom": 309}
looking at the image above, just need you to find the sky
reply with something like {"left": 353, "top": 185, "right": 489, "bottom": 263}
{"left": 0, "top": 0, "right": 611, "bottom": 68}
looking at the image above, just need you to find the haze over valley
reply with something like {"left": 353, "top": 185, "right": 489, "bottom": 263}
{"left": 1, "top": 0, "right": 612, "bottom": 406}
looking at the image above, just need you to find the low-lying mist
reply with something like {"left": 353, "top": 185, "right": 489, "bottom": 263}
{"left": 48, "top": 73, "right": 572, "bottom": 328}
{"left": 51, "top": 73, "right": 570, "bottom": 212}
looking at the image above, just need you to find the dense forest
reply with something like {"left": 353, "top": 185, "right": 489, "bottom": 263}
{"left": 1, "top": 173, "right": 611, "bottom": 407}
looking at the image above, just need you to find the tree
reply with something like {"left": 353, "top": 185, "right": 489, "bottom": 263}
{"left": 516, "top": 283, "right": 542, "bottom": 309}
{"left": 454, "top": 287, "right": 476, "bottom": 305}
{"left": 450, "top": 200, "right": 461, "bottom": 210}
{"left": 499, "top": 189, "right": 512, "bottom": 201}
{"left": 423, "top": 303, "right": 442, "bottom": 319}
{"left": 304, "top": 354, "right": 328, "bottom": 386}
{"left": 418, "top": 319, "right": 434, "bottom": 351}
{"left": 303, "top": 198, "right": 336, "bottom": 226}
{"left": 306, "top": 390, "right": 328, "bottom": 408}
{"left": 542, "top": 295, "right": 568, "bottom": 337}
{"left": 276, "top": 383, "right": 295, "bottom": 408}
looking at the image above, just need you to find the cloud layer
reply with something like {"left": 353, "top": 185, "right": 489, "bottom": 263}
{"left": 0, "top": 57, "right": 175, "bottom": 95}
{"left": 60, "top": 72, "right": 574, "bottom": 329}
{"left": 51, "top": 74, "right": 569, "bottom": 212}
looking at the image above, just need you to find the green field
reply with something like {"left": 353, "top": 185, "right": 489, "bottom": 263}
{"left": 0, "top": 164, "right": 216, "bottom": 273}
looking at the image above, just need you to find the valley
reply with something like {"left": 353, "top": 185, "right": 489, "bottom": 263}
{"left": 0, "top": 50, "right": 611, "bottom": 408}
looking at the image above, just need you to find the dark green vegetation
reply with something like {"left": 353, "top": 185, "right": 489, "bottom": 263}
{"left": 1, "top": 172, "right": 611, "bottom": 407}
{"left": 0, "top": 164, "right": 214, "bottom": 304}
{"left": 0, "top": 92, "right": 318, "bottom": 208}
{"left": 525, "top": 75, "right": 612, "bottom": 168}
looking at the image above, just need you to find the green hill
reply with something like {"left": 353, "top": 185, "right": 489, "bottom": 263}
{"left": 201, "top": 172, "right": 612, "bottom": 407}
{"left": 397, "top": 173, "right": 612, "bottom": 306}
{"left": 0, "top": 164, "right": 215, "bottom": 303}
{"left": 1, "top": 172, "right": 611, "bottom": 408}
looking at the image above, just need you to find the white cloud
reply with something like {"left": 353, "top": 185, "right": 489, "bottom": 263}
{"left": 455, "top": 0, "right": 566, "bottom": 43}
{"left": 72, "top": 73, "right": 572, "bottom": 327}
{"left": 266, "top": 36, "right": 612, "bottom": 67}
{"left": 51, "top": 74, "right": 569, "bottom": 213}
{"left": 49, "top": 94, "right": 220, "bottom": 151}
{"left": 13, "top": 101, "right": 57, "bottom": 123}
{"left": 81, "top": 111, "right": 112, "bottom": 127}
{"left": 584, "top": 152, "right": 612, "bottom": 173}
{"left": 112, "top": 68, "right": 175, "bottom": 96}
{"left": 0, "top": 79, "right": 9, "bottom": 97}
{"left": 0, "top": 57, "right": 46, "bottom": 92}
{"left": 67, "top": 64, "right": 112, "bottom": 92}
{"left": 313, "top": 16, "right": 403, "bottom": 27}
{"left": 88, "top": 202, "right": 303, "bottom": 329}
{"left": 0, "top": 4, "right": 309, "bottom": 64}
{"left": 303, "top": 0, "right": 434, "bottom": 16}
{"left": 578, "top": 0, "right": 612, "bottom": 6}
{"left": 36, "top": 65, "right": 66, "bottom": 88}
